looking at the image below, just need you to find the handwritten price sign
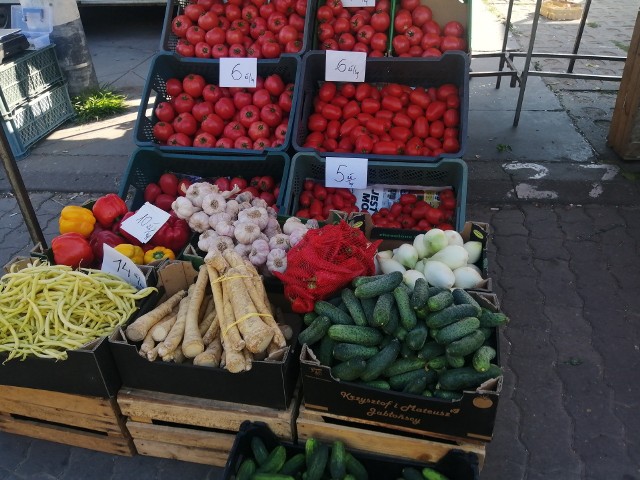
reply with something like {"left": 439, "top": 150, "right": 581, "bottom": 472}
{"left": 325, "top": 50, "right": 367, "bottom": 82}
{"left": 119, "top": 202, "right": 170, "bottom": 244}
{"left": 101, "top": 245, "right": 147, "bottom": 290}
{"left": 219, "top": 57, "right": 257, "bottom": 88}
{"left": 325, "top": 157, "right": 368, "bottom": 189}
{"left": 341, "top": 0, "right": 375, "bottom": 6}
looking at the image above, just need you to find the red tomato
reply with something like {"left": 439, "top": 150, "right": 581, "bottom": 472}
{"left": 361, "top": 98, "right": 381, "bottom": 114}
{"left": 443, "top": 21, "right": 465, "bottom": 38}
{"left": 411, "top": 5, "right": 432, "bottom": 26}
{"left": 264, "top": 74, "right": 285, "bottom": 96}
{"left": 392, "top": 112, "right": 412, "bottom": 129}
{"left": 423, "top": 136, "right": 442, "bottom": 152}
{"left": 192, "top": 101, "right": 214, "bottom": 122}
{"left": 193, "top": 132, "right": 216, "bottom": 148}
{"left": 313, "top": 183, "right": 328, "bottom": 201}
{"left": 321, "top": 103, "right": 342, "bottom": 121}
{"left": 405, "top": 26, "right": 423, "bottom": 47}
{"left": 401, "top": 0, "right": 420, "bottom": 10}
{"left": 210, "top": 43, "right": 229, "bottom": 59}
{"left": 381, "top": 96, "right": 403, "bottom": 112}
{"left": 343, "top": 100, "right": 360, "bottom": 119}
{"left": 338, "top": 32, "right": 356, "bottom": 51}
{"left": 444, "top": 127, "right": 459, "bottom": 139}
{"left": 442, "top": 137, "right": 460, "bottom": 153}
{"left": 430, "top": 120, "right": 445, "bottom": 139}
{"left": 201, "top": 113, "right": 225, "bottom": 136}
{"left": 405, "top": 137, "right": 424, "bottom": 157}
{"left": 341, "top": 83, "right": 356, "bottom": 99}
{"left": 437, "top": 84, "right": 459, "bottom": 101}
{"left": 248, "top": 121, "right": 270, "bottom": 141}
{"left": 167, "top": 132, "right": 192, "bottom": 147}
{"left": 390, "top": 126, "right": 412, "bottom": 143}
{"left": 172, "top": 112, "right": 198, "bottom": 136}
{"left": 426, "top": 101, "right": 447, "bottom": 122}
{"left": 173, "top": 93, "right": 195, "bottom": 114}
{"left": 392, "top": 34, "right": 411, "bottom": 55}
{"left": 354, "top": 134, "right": 374, "bottom": 154}
{"left": 153, "top": 122, "right": 174, "bottom": 142}
{"left": 165, "top": 78, "right": 183, "bottom": 97}
{"left": 394, "top": 11, "right": 412, "bottom": 34}
{"left": 185, "top": 25, "right": 205, "bottom": 46}
{"left": 252, "top": 89, "right": 272, "bottom": 109}
{"left": 357, "top": 25, "right": 375, "bottom": 45}
{"left": 317, "top": 22, "right": 335, "bottom": 41}
{"left": 308, "top": 113, "right": 328, "bottom": 132}
{"left": 372, "top": 141, "right": 398, "bottom": 155}
{"left": 413, "top": 117, "right": 429, "bottom": 139}
{"left": 441, "top": 36, "right": 466, "bottom": 52}
{"left": 184, "top": 4, "right": 205, "bottom": 22}
{"left": 409, "top": 88, "right": 430, "bottom": 109}
{"left": 406, "top": 104, "right": 424, "bottom": 120}
{"left": 422, "top": 47, "right": 442, "bottom": 57}
{"left": 370, "top": 32, "right": 388, "bottom": 53}
{"left": 197, "top": 11, "right": 218, "bottom": 30}
{"left": 371, "top": 12, "right": 390, "bottom": 32}
{"left": 155, "top": 102, "right": 175, "bottom": 123}
{"left": 422, "top": 19, "right": 441, "bottom": 35}
{"left": 318, "top": 82, "right": 337, "bottom": 102}
{"left": 223, "top": 121, "right": 246, "bottom": 141}
{"left": 172, "top": 14, "right": 192, "bottom": 37}
{"left": 260, "top": 103, "right": 283, "bottom": 127}
{"left": 261, "top": 39, "right": 282, "bottom": 58}
{"left": 443, "top": 109, "right": 460, "bottom": 128}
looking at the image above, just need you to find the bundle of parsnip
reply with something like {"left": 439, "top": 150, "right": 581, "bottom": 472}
{"left": 125, "top": 251, "right": 290, "bottom": 373}
{"left": 0, "top": 261, "right": 156, "bottom": 361}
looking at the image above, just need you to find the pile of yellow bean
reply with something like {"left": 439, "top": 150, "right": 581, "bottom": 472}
{"left": 0, "top": 262, "right": 157, "bottom": 361}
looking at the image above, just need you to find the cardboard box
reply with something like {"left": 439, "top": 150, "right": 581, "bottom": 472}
{"left": 0, "top": 259, "right": 158, "bottom": 398}
{"left": 108, "top": 261, "right": 302, "bottom": 410}
{"left": 300, "top": 292, "right": 503, "bottom": 442}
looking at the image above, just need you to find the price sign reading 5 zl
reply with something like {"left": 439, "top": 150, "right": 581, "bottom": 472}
{"left": 219, "top": 57, "right": 257, "bottom": 88}
{"left": 119, "top": 202, "right": 170, "bottom": 244}
{"left": 325, "top": 50, "right": 367, "bottom": 83}
{"left": 101, "top": 245, "right": 147, "bottom": 291}
{"left": 325, "top": 157, "right": 368, "bottom": 190}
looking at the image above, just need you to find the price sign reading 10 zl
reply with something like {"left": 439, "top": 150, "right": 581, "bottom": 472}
{"left": 325, "top": 50, "right": 367, "bottom": 83}
{"left": 325, "top": 157, "right": 368, "bottom": 190}
{"left": 219, "top": 57, "right": 257, "bottom": 88}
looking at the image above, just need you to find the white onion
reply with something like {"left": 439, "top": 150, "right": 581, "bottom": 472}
{"left": 424, "top": 229, "right": 448, "bottom": 255}
{"left": 396, "top": 244, "right": 419, "bottom": 269}
{"left": 403, "top": 269, "right": 426, "bottom": 290}
{"left": 453, "top": 266, "right": 484, "bottom": 289}
{"left": 424, "top": 260, "right": 455, "bottom": 289}
{"left": 430, "top": 245, "right": 469, "bottom": 270}
{"left": 377, "top": 255, "right": 406, "bottom": 275}
{"left": 464, "top": 241, "right": 483, "bottom": 264}
{"left": 413, "top": 234, "right": 429, "bottom": 259}
{"left": 444, "top": 230, "right": 464, "bottom": 247}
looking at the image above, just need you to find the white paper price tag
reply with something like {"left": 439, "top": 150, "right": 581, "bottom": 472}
{"left": 101, "top": 245, "right": 147, "bottom": 290}
{"left": 219, "top": 57, "right": 257, "bottom": 88}
{"left": 325, "top": 157, "right": 368, "bottom": 190}
{"left": 325, "top": 50, "right": 367, "bottom": 82}
{"left": 119, "top": 202, "right": 170, "bottom": 244}
{"left": 341, "top": 0, "right": 375, "bottom": 6}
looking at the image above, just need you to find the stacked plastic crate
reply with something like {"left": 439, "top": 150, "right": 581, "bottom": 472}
{"left": 0, "top": 43, "right": 74, "bottom": 159}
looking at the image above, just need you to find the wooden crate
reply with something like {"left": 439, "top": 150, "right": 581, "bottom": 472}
{"left": 296, "top": 405, "right": 486, "bottom": 470}
{"left": 0, "top": 385, "right": 134, "bottom": 456}
{"left": 117, "top": 387, "right": 299, "bottom": 466}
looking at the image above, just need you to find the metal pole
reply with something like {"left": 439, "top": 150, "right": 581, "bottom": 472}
{"left": 496, "top": 0, "right": 517, "bottom": 89}
{"left": 568, "top": 0, "right": 593, "bottom": 73}
{"left": 0, "top": 128, "right": 47, "bottom": 248}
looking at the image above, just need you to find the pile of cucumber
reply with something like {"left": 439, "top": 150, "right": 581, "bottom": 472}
{"left": 233, "top": 436, "right": 370, "bottom": 480}
{"left": 298, "top": 272, "right": 508, "bottom": 399}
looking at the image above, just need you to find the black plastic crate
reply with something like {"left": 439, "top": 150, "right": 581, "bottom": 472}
{"left": 159, "top": 0, "right": 316, "bottom": 58}
{"left": 134, "top": 53, "right": 301, "bottom": 155}
{"left": 118, "top": 147, "right": 291, "bottom": 209}
{"left": 284, "top": 152, "right": 467, "bottom": 232}
{"left": 223, "top": 422, "right": 480, "bottom": 480}
{"left": 292, "top": 50, "right": 469, "bottom": 162}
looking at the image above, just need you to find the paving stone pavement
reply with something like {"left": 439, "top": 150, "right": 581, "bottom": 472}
{"left": 1, "top": 1, "right": 640, "bottom": 479}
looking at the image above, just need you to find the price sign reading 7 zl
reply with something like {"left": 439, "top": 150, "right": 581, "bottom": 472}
{"left": 325, "top": 50, "right": 367, "bottom": 83}
{"left": 325, "top": 157, "right": 368, "bottom": 190}
{"left": 119, "top": 202, "right": 171, "bottom": 244}
{"left": 219, "top": 57, "right": 257, "bottom": 88}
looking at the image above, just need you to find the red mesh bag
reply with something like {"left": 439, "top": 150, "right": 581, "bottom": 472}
{"left": 275, "top": 221, "right": 381, "bottom": 313}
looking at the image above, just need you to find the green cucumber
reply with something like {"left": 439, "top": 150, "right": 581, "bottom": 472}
{"left": 427, "top": 290, "right": 455, "bottom": 312}
{"left": 422, "top": 467, "right": 451, "bottom": 480}
{"left": 331, "top": 358, "right": 367, "bottom": 381}
{"left": 333, "top": 343, "right": 379, "bottom": 362}
{"left": 426, "top": 304, "right": 482, "bottom": 329}
{"left": 400, "top": 341, "right": 414, "bottom": 359}
{"left": 338, "top": 302, "right": 350, "bottom": 313}
{"left": 251, "top": 473, "right": 294, "bottom": 480}
{"left": 422, "top": 388, "right": 434, "bottom": 397}
{"left": 383, "top": 357, "right": 427, "bottom": 377}
{"left": 403, "top": 371, "right": 429, "bottom": 394}
{"left": 394, "top": 286, "right": 417, "bottom": 330}
{"left": 345, "top": 453, "right": 369, "bottom": 480}
{"left": 472, "top": 345, "right": 497, "bottom": 373}
{"left": 435, "top": 317, "right": 480, "bottom": 345}
{"left": 329, "top": 440, "right": 347, "bottom": 479}
{"left": 401, "top": 466, "right": 423, "bottom": 480}
{"left": 257, "top": 445, "right": 287, "bottom": 473}
{"left": 235, "top": 458, "right": 256, "bottom": 480}
{"left": 352, "top": 275, "right": 379, "bottom": 288}
{"left": 479, "top": 327, "right": 493, "bottom": 342}
{"left": 428, "top": 286, "right": 448, "bottom": 296}
{"left": 251, "top": 436, "right": 269, "bottom": 466}
{"left": 417, "top": 341, "right": 445, "bottom": 361}
{"left": 303, "top": 312, "right": 317, "bottom": 326}
{"left": 315, "top": 334, "right": 336, "bottom": 367}
{"left": 306, "top": 441, "right": 329, "bottom": 480}
{"left": 361, "top": 338, "right": 401, "bottom": 382}
{"left": 451, "top": 288, "right": 482, "bottom": 311}
{"left": 279, "top": 453, "right": 305, "bottom": 476}
{"left": 328, "top": 325, "right": 384, "bottom": 346}
{"left": 354, "top": 271, "right": 404, "bottom": 299}
{"left": 381, "top": 303, "right": 400, "bottom": 335}
{"left": 478, "top": 309, "right": 510, "bottom": 327}
{"left": 360, "top": 297, "right": 377, "bottom": 327}
{"left": 298, "top": 316, "right": 331, "bottom": 346}
{"left": 437, "top": 364, "right": 502, "bottom": 391}
{"left": 446, "top": 330, "right": 485, "bottom": 358}
{"left": 315, "top": 300, "right": 354, "bottom": 325}
{"left": 433, "top": 390, "right": 463, "bottom": 401}
{"left": 427, "top": 355, "right": 447, "bottom": 370}
{"left": 394, "top": 326, "right": 408, "bottom": 341}
{"left": 405, "top": 324, "right": 429, "bottom": 351}
{"left": 411, "top": 278, "right": 430, "bottom": 311}
{"left": 362, "top": 379, "right": 391, "bottom": 390}
{"left": 341, "top": 288, "right": 368, "bottom": 326}
{"left": 445, "top": 352, "right": 465, "bottom": 368}
{"left": 389, "top": 368, "right": 436, "bottom": 391}
{"left": 372, "top": 293, "right": 395, "bottom": 327}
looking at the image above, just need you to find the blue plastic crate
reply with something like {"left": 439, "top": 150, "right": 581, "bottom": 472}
{"left": 284, "top": 152, "right": 467, "bottom": 235}
{"left": 159, "top": 0, "right": 315, "bottom": 58}
{"left": 292, "top": 51, "right": 470, "bottom": 162}
{"left": 134, "top": 53, "right": 301, "bottom": 155}
{"left": 1, "top": 83, "right": 74, "bottom": 160}
{"left": 119, "top": 147, "right": 291, "bottom": 209}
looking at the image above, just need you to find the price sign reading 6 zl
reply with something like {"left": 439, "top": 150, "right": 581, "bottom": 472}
{"left": 325, "top": 157, "right": 368, "bottom": 190}
{"left": 219, "top": 57, "right": 257, "bottom": 88}
{"left": 119, "top": 202, "right": 170, "bottom": 244}
{"left": 325, "top": 50, "right": 367, "bottom": 83}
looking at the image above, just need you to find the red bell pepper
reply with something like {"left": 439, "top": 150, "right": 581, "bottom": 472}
{"left": 115, "top": 211, "right": 143, "bottom": 246}
{"left": 89, "top": 229, "right": 126, "bottom": 265}
{"left": 51, "top": 233, "right": 95, "bottom": 269}
{"left": 150, "top": 213, "right": 191, "bottom": 252}
{"left": 93, "top": 193, "right": 128, "bottom": 228}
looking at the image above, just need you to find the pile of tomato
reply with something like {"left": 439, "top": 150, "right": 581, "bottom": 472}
{"left": 370, "top": 190, "right": 457, "bottom": 231}
{"left": 152, "top": 72, "right": 294, "bottom": 150}
{"left": 316, "top": 0, "right": 392, "bottom": 57}
{"left": 391, "top": 0, "right": 467, "bottom": 57}
{"left": 170, "top": 0, "right": 308, "bottom": 59}
{"left": 302, "top": 80, "right": 461, "bottom": 157}
{"left": 295, "top": 179, "right": 358, "bottom": 221}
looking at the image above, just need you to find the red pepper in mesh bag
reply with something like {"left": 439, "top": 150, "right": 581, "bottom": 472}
{"left": 275, "top": 222, "right": 381, "bottom": 313}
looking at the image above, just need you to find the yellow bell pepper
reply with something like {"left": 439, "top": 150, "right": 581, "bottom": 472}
{"left": 58, "top": 205, "right": 96, "bottom": 238}
{"left": 144, "top": 246, "right": 175, "bottom": 264}
{"left": 114, "top": 244, "right": 145, "bottom": 265}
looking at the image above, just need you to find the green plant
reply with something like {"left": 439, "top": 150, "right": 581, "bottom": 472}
{"left": 72, "top": 87, "right": 127, "bottom": 123}
{"left": 496, "top": 143, "right": 512, "bottom": 153}
{"left": 613, "top": 40, "right": 629, "bottom": 53}
{"left": 586, "top": 21, "right": 599, "bottom": 28}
